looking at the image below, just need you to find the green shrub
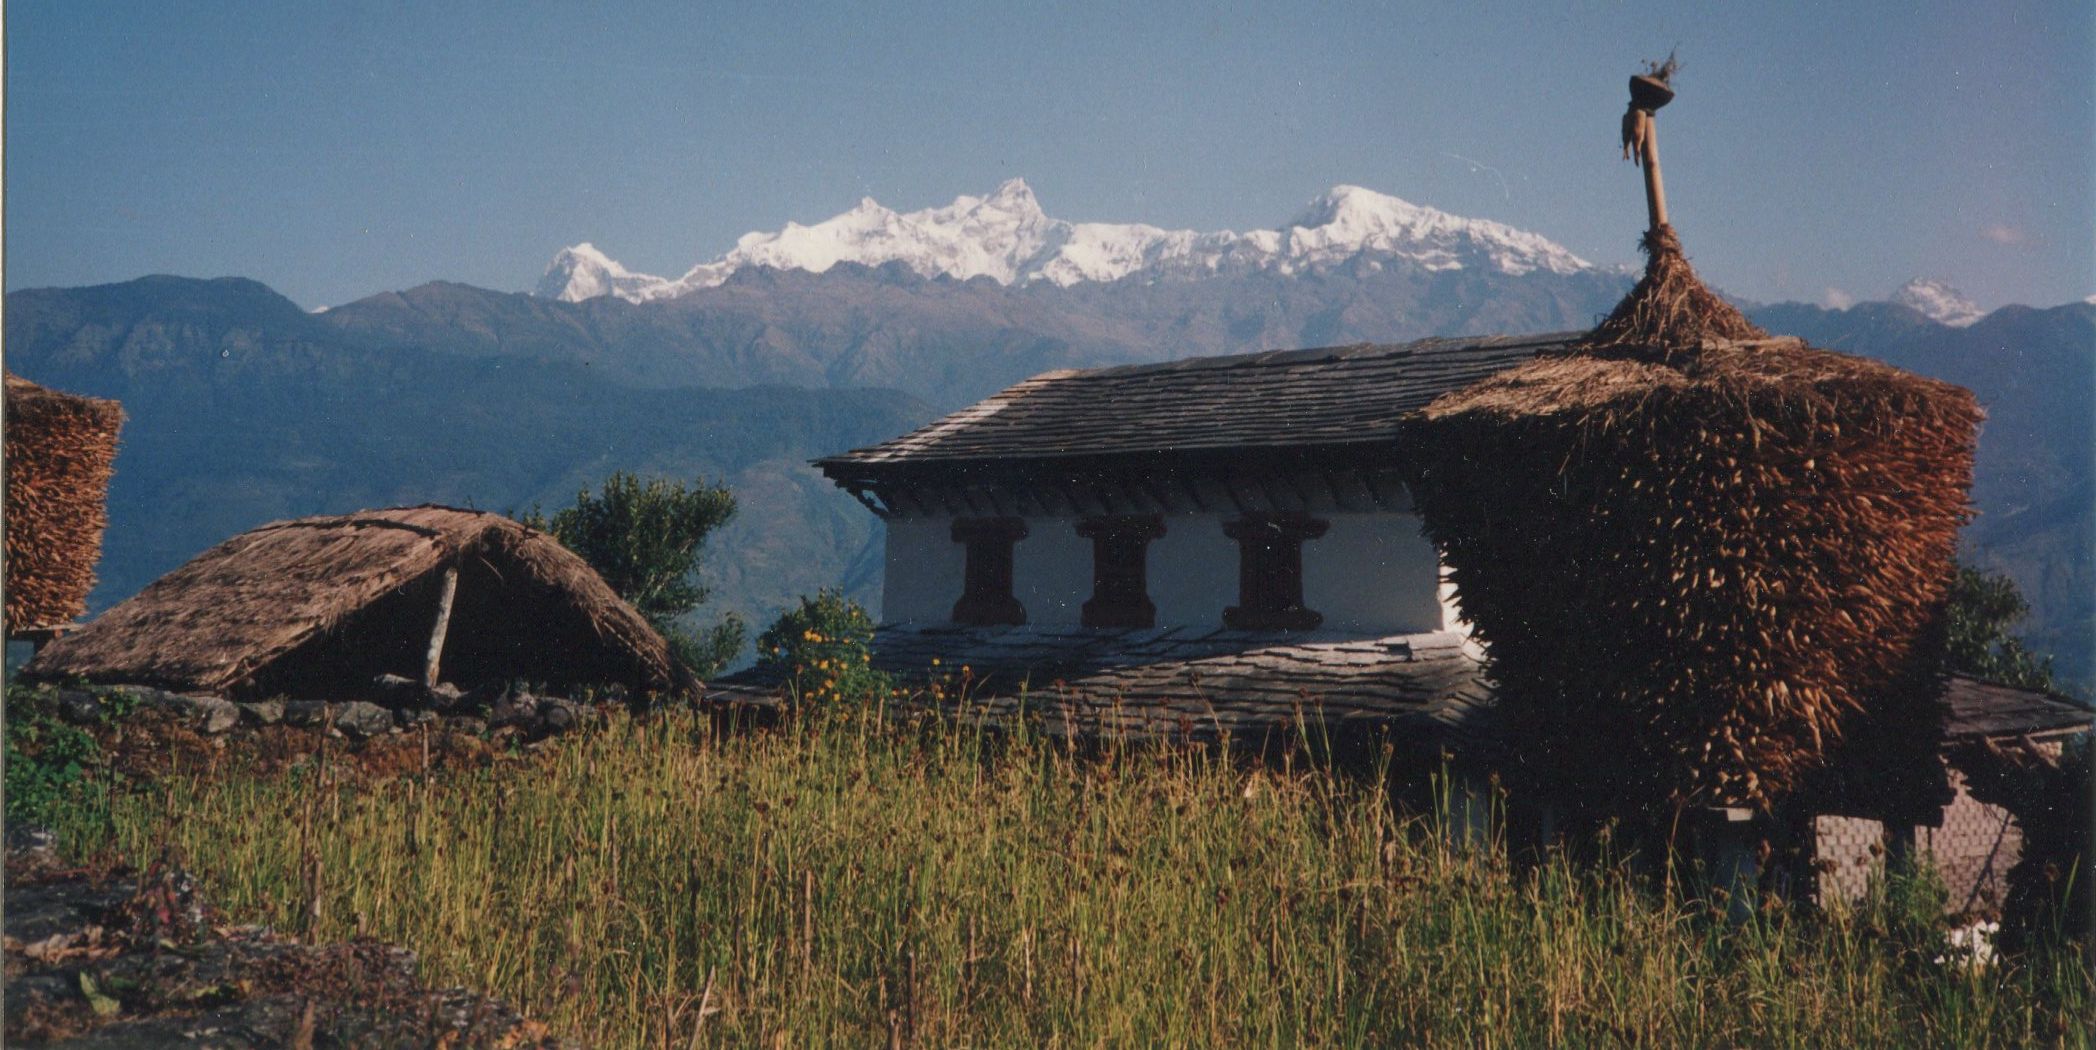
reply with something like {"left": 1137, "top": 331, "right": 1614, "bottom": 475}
{"left": 4, "top": 684, "right": 117, "bottom": 838}
{"left": 756, "top": 590, "right": 889, "bottom": 704}
{"left": 1946, "top": 563, "right": 2060, "bottom": 692}
{"left": 520, "top": 471, "right": 743, "bottom": 677}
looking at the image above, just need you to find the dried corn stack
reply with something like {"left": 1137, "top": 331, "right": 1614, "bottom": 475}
{"left": 1400, "top": 242, "right": 1980, "bottom": 822}
{"left": 5, "top": 373, "right": 125, "bottom": 635}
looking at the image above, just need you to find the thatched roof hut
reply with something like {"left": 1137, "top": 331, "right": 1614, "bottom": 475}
{"left": 23, "top": 506, "right": 698, "bottom": 700}
{"left": 4, "top": 373, "right": 125, "bottom": 638}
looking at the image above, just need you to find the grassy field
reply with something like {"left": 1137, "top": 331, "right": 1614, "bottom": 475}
{"left": 42, "top": 703, "right": 2095, "bottom": 1048}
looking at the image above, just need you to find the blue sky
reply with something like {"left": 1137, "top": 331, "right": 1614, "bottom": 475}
{"left": 6, "top": 1, "right": 2090, "bottom": 311}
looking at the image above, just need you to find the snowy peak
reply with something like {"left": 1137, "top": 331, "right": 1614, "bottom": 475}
{"left": 1893, "top": 278, "right": 1984, "bottom": 327}
{"left": 537, "top": 181, "right": 1596, "bottom": 303}
{"left": 536, "top": 243, "right": 664, "bottom": 303}
{"left": 1276, "top": 185, "right": 1591, "bottom": 278}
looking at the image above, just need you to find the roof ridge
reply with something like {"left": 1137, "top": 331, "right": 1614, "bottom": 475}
{"left": 817, "top": 331, "right": 1580, "bottom": 470}
{"left": 1066, "top": 331, "right": 1583, "bottom": 381}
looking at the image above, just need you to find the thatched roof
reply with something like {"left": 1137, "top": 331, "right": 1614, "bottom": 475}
{"left": 23, "top": 505, "right": 698, "bottom": 700}
{"left": 1577, "top": 225, "right": 1764, "bottom": 359}
{"left": 4, "top": 373, "right": 125, "bottom": 634}
{"left": 1420, "top": 335, "right": 1977, "bottom": 430}
{"left": 1400, "top": 232, "right": 1982, "bottom": 820}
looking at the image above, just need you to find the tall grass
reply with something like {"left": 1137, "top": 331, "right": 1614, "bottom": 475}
{"left": 61, "top": 706, "right": 2093, "bottom": 1047}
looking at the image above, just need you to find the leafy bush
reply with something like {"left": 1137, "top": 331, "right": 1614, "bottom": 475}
{"left": 756, "top": 590, "right": 889, "bottom": 704}
{"left": 521, "top": 472, "right": 744, "bottom": 677}
{"left": 4, "top": 685, "right": 116, "bottom": 835}
{"left": 664, "top": 616, "right": 747, "bottom": 682}
{"left": 1945, "top": 563, "right": 2059, "bottom": 692}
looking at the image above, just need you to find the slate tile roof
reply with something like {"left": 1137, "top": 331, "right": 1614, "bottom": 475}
{"left": 1944, "top": 676, "right": 2093, "bottom": 741}
{"left": 709, "top": 623, "right": 1496, "bottom": 747}
{"left": 709, "top": 628, "right": 2087, "bottom": 755}
{"left": 819, "top": 333, "right": 1574, "bottom": 471}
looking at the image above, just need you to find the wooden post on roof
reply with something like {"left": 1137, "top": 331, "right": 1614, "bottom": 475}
{"left": 1622, "top": 55, "right": 1678, "bottom": 232}
{"left": 423, "top": 564, "right": 459, "bottom": 688}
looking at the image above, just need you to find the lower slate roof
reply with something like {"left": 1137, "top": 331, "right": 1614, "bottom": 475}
{"left": 708, "top": 623, "right": 1495, "bottom": 748}
{"left": 817, "top": 333, "right": 1573, "bottom": 475}
{"left": 707, "top": 627, "right": 2089, "bottom": 758}
{"left": 1944, "top": 676, "right": 2093, "bottom": 741}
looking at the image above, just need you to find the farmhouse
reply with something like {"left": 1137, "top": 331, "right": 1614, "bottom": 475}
{"left": 730, "top": 335, "right": 1573, "bottom": 750}
{"left": 22, "top": 505, "right": 696, "bottom": 701}
{"left": 714, "top": 65, "right": 2090, "bottom": 911}
{"left": 705, "top": 329, "right": 2089, "bottom": 910}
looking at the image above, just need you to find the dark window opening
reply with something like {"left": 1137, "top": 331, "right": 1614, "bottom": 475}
{"left": 1078, "top": 515, "right": 1165, "bottom": 628}
{"left": 1224, "top": 513, "right": 1328, "bottom": 631}
{"left": 951, "top": 517, "right": 1028, "bottom": 625}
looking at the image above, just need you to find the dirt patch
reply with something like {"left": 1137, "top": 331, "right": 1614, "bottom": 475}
{"left": 4, "top": 843, "right": 571, "bottom": 1048}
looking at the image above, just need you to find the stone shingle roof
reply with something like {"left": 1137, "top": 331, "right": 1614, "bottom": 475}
{"left": 819, "top": 333, "right": 1574, "bottom": 472}
{"left": 709, "top": 623, "right": 1495, "bottom": 748}
{"left": 1944, "top": 676, "right": 2093, "bottom": 741}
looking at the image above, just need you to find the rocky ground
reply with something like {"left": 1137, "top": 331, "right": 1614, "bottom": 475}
{"left": 3, "top": 834, "right": 571, "bottom": 1048}
{"left": 21, "top": 678, "right": 639, "bottom": 786}
{"left": 2, "top": 678, "right": 653, "bottom": 1046}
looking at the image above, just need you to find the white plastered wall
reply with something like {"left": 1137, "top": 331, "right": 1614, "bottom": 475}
{"left": 882, "top": 516, "right": 968, "bottom": 624}
{"left": 883, "top": 509, "right": 1452, "bottom": 636}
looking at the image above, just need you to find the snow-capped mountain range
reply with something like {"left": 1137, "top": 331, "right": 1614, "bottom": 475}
{"left": 1892, "top": 278, "right": 1985, "bottom": 327}
{"left": 537, "top": 179, "right": 1597, "bottom": 303}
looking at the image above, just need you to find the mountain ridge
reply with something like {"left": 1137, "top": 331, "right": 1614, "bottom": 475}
{"left": 538, "top": 180, "right": 1602, "bottom": 303}
{"left": 7, "top": 272, "right": 2086, "bottom": 681}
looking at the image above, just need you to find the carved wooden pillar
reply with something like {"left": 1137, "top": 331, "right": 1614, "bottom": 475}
{"left": 950, "top": 517, "right": 1028, "bottom": 626}
{"left": 1077, "top": 515, "right": 1165, "bottom": 628}
{"left": 1223, "top": 512, "right": 1328, "bottom": 631}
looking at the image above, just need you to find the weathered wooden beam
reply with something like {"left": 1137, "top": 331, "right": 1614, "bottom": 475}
{"left": 1091, "top": 480, "right": 1120, "bottom": 515}
{"left": 1177, "top": 472, "right": 1211, "bottom": 513}
{"left": 1318, "top": 469, "right": 1349, "bottom": 512}
{"left": 423, "top": 564, "right": 460, "bottom": 689}
{"left": 1218, "top": 472, "right": 1250, "bottom": 514}
{"left": 982, "top": 486, "right": 1012, "bottom": 517}
{"left": 1054, "top": 478, "right": 1090, "bottom": 517}
{"left": 1360, "top": 469, "right": 1390, "bottom": 507}
{"left": 1116, "top": 475, "right": 1152, "bottom": 514}
{"left": 1251, "top": 473, "right": 1287, "bottom": 512}
{"left": 1278, "top": 471, "right": 1312, "bottom": 508}
{"left": 1136, "top": 476, "right": 1175, "bottom": 515}
{"left": 844, "top": 484, "right": 890, "bottom": 518}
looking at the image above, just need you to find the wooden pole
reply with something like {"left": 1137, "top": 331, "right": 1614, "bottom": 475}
{"left": 1624, "top": 61, "right": 1677, "bottom": 234}
{"left": 1638, "top": 110, "right": 1668, "bottom": 231}
{"left": 423, "top": 564, "right": 459, "bottom": 689}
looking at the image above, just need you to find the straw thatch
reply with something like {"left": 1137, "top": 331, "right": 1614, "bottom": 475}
{"left": 1580, "top": 225, "right": 1765, "bottom": 360}
{"left": 4, "top": 373, "right": 125, "bottom": 635}
{"left": 23, "top": 505, "right": 698, "bottom": 700}
{"left": 1402, "top": 323, "right": 1981, "bottom": 820}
